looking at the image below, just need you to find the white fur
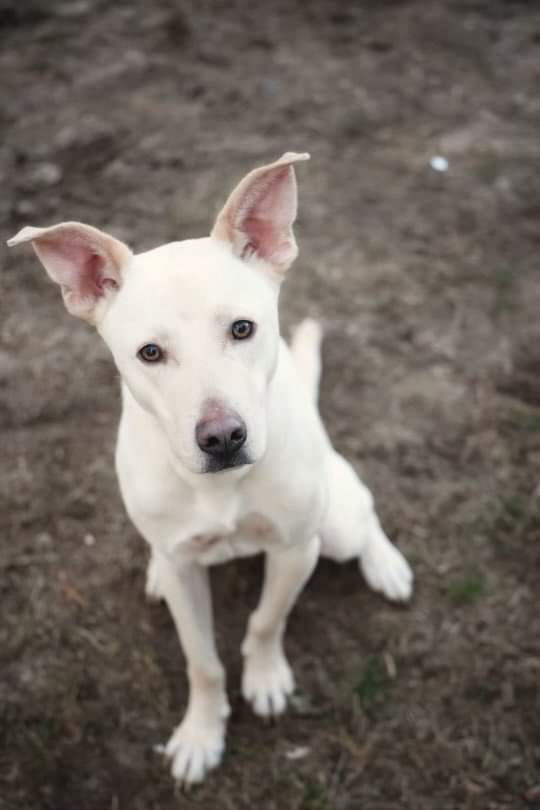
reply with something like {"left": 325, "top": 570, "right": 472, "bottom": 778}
{"left": 8, "top": 153, "right": 413, "bottom": 785}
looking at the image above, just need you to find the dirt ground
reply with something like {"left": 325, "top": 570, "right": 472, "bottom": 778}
{"left": 1, "top": 0, "right": 540, "bottom": 807}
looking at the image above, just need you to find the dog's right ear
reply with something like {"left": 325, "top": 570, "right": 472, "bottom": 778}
{"left": 211, "top": 152, "right": 309, "bottom": 276}
{"left": 7, "top": 222, "right": 132, "bottom": 323}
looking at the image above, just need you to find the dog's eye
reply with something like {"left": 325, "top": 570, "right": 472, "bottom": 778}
{"left": 138, "top": 343, "right": 164, "bottom": 363}
{"left": 231, "top": 320, "right": 255, "bottom": 340}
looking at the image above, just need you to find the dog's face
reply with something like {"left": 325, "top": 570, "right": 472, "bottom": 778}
{"left": 8, "top": 152, "right": 309, "bottom": 475}
{"left": 100, "top": 238, "right": 280, "bottom": 473}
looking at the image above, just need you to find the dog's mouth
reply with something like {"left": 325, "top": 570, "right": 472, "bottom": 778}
{"left": 203, "top": 449, "right": 252, "bottom": 474}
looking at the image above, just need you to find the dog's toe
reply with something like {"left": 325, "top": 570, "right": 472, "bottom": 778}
{"left": 165, "top": 717, "right": 225, "bottom": 786}
{"left": 242, "top": 650, "right": 295, "bottom": 717}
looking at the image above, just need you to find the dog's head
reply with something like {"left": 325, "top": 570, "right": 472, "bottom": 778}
{"left": 8, "top": 152, "right": 309, "bottom": 475}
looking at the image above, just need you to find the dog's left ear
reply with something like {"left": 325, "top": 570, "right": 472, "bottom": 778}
{"left": 211, "top": 152, "right": 309, "bottom": 275}
{"left": 7, "top": 221, "right": 132, "bottom": 323}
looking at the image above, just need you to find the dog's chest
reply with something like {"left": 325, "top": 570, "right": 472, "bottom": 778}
{"left": 177, "top": 512, "right": 279, "bottom": 565}
{"left": 163, "top": 485, "right": 282, "bottom": 565}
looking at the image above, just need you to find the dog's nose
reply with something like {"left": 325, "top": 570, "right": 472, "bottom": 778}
{"left": 196, "top": 414, "right": 247, "bottom": 459}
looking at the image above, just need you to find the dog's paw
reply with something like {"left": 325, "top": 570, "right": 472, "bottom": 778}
{"left": 360, "top": 531, "right": 413, "bottom": 602}
{"left": 145, "top": 555, "right": 164, "bottom": 602}
{"left": 165, "top": 715, "right": 226, "bottom": 786}
{"left": 242, "top": 648, "right": 295, "bottom": 717}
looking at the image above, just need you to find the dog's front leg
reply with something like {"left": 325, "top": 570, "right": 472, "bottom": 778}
{"left": 153, "top": 553, "right": 229, "bottom": 785}
{"left": 242, "top": 535, "right": 320, "bottom": 716}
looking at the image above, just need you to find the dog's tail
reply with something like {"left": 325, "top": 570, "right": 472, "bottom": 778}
{"left": 290, "top": 318, "right": 323, "bottom": 404}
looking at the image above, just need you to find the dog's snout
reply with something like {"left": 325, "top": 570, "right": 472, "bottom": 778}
{"left": 196, "top": 414, "right": 247, "bottom": 460}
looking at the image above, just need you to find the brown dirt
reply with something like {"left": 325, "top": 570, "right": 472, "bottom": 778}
{"left": 1, "top": 1, "right": 540, "bottom": 808}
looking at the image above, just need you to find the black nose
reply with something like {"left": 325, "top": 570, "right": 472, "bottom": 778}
{"left": 196, "top": 414, "right": 247, "bottom": 459}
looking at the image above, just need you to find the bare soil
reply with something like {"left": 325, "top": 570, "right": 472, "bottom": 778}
{"left": 1, "top": 1, "right": 540, "bottom": 808}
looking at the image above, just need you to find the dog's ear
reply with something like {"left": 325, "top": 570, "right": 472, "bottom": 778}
{"left": 7, "top": 222, "right": 132, "bottom": 322}
{"left": 211, "top": 152, "right": 309, "bottom": 275}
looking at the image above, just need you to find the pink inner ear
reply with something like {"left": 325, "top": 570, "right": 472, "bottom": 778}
{"left": 37, "top": 236, "right": 118, "bottom": 301}
{"left": 240, "top": 217, "right": 274, "bottom": 259}
{"left": 232, "top": 166, "right": 297, "bottom": 266}
{"left": 81, "top": 251, "right": 118, "bottom": 295}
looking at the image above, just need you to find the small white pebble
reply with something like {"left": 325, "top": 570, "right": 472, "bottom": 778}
{"left": 430, "top": 155, "right": 449, "bottom": 172}
{"left": 285, "top": 746, "right": 310, "bottom": 760}
{"left": 84, "top": 533, "right": 96, "bottom": 547}
{"left": 152, "top": 743, "right": 167, "bottom": 755}
{"left": 384, "top": 651, "right": 397, "bottom": 679}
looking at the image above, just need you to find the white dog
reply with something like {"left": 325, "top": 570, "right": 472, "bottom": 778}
{"left": 8, "top": 152, "right": 413, "bottom": 785}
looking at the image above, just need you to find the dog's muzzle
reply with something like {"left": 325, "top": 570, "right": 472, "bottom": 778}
{"left": 196, "top": 412, "right": 249, "bottom": 472}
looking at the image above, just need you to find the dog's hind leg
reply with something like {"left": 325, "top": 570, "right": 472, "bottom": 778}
{"left": 320, "top": 451, "right": 413, "bottom": 602}
{"left": 290, "top": 318, "right": 323, "bottom": 404}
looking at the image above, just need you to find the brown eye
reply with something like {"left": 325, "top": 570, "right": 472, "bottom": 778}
{"left": 138, "top": 343, "right": 164, "bottom": 363}
{"left": 231, "top": 320, "right": 255, "bottom": 340}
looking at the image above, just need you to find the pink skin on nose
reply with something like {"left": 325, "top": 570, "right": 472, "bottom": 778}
{"left": 199, "top": 399, "right": 231, "bottom": 424}
{"left": 198, "top": 400, "right": 241, "bottom": 437}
